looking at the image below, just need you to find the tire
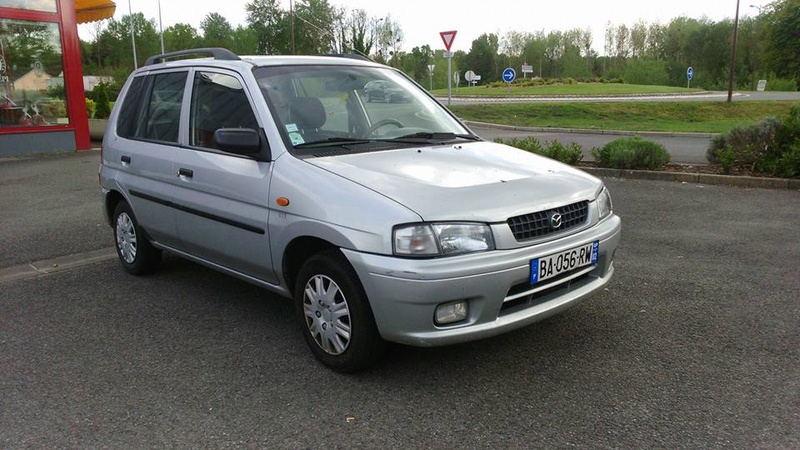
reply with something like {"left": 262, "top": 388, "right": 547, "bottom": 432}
{"left": 112, "top": 201, "right": 161, "bottom": 275}
{"left": 294, "top": 249, "right": 386, "bottom": 372}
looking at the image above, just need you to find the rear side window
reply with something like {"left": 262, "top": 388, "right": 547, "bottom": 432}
{"left": 116, "top": 71, "right": 187, "bottom": 143}
{"left": 116, "top": 76, "right": 145, "bottom": 139}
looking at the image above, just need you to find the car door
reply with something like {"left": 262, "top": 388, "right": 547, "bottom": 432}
{"left": 171, "top": 69, "right": 276, "bottom": 283}
{"left": 112, "top": 70, "right": 189, "bottom": 248}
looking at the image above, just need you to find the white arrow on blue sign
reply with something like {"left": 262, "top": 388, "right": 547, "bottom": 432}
{"left": 502, "top": 67, "right": 516, "bottom": 83}
{"left": 687, "top": 67, "right": 693, "bottom": 80}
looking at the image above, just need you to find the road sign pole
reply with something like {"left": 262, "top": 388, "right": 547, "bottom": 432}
{"left": 447, "top": 56, "right": 452, "bottom": 106}
{"left": 439, "top": 30, "right": 457, "bottom": 107}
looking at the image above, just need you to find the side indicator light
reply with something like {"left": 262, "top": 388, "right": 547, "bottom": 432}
{"left": 276, "top": 197, "right": 290, "bottom": 207}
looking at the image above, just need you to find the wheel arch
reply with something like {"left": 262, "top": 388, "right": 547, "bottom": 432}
{"left": 282, "top": 236, "right": 341, "bottom": 294}
{"left": 104, "top": 189, "right": 127, "bottom": 227}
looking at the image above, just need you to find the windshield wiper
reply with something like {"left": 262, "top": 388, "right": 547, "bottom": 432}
{"left": 383, "top": 132, "right": 482, "bottom": 143}
{"left": 293, "top": 137, "right": 376, "bottom": 148}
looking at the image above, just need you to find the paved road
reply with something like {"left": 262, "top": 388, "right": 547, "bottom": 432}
{"left": 469, "top": 123, "right": 714, "bottom": 165}
{"left": 443, "top": 90, "right": 800, "bottom": 105}
{"left": 1, "top": 151, "right": 799, "bottom": 448}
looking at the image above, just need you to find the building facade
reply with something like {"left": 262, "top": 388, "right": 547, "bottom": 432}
{"left": 0, "top": 0, "right": 114, "bottom": 157}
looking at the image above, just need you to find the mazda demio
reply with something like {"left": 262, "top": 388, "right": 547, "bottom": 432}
{"left": 99, "top": 48, "right": 621, "bottom": 372}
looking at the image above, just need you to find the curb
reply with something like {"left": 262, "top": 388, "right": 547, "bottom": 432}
{"left": 579, "top": 167, "right": 800, "bottom": 190}
{"left": 0, "top": 247, "right": 117, "bottom": 284}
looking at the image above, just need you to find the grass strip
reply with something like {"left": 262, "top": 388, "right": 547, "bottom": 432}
{"left": 448, "top": 101, "right": 800, "bottom": 134}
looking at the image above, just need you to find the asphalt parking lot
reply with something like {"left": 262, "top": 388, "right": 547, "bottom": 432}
{"left": 1, "top": 150, "right": 798, "bottom": 448}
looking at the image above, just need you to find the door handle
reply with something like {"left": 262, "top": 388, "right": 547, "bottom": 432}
{"left": 121, "top": 155, "right": 131, "bottom": 164}
{"left": 178, "top": 168, "right": 194, "bottom": 178}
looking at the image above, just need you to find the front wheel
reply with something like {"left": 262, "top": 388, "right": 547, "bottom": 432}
{"left": 294, "top": 250, "right": 386, "bottom": 372}
{"left": 112, "top": 201, "right": 161, "bottom": 275}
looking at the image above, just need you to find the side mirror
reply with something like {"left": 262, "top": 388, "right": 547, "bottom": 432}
{"left": 214, "top": 128, "right": 261, "bottom": 156}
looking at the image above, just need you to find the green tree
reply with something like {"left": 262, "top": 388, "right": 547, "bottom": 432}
{"left": 96, "top": 13, "right": 159, "bottom": 69}
{"left": 246, "top": 0, "right": 291, "bottom": 54}
{"left": 521, "top": 32, "right": 547, "bottom": 78}
{"left": 230, "top": 26, "right": 259, "bottom": 55}
{"left": 200, "top": 13, "right": 234, "bottom": 48}
{"left": 466, "top": 34, "right": 499, "bottom": 83}
{"left": 763, "top": 0, "right": 800, "bottom": 80}
{"left": 406, "top": 45, "right": 434, "bottom": 86}
{"left": 623, "top": 58, "right": 669, "bottom": 85}
{"left": 289, "top": 0, "right": 340, "bottom": 54}
{"left": 163, "top": 23, "right": 200, "bottom": 52}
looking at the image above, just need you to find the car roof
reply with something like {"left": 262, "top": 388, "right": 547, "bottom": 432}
{"left": 139, "top": 49, "right": 383, "bottom": 72}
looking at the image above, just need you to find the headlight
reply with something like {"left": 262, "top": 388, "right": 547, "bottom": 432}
{"left": 597, "top": 186, "right": 613, "bottom": 220}
{"left": 394, "top": 222, "right": 495, "bottom": 257}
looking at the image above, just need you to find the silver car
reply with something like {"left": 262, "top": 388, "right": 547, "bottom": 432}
{"left": 100, "top": 48, "right": 621, "bottom": 372}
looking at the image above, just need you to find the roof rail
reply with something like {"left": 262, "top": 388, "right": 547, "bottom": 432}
{"left": 324, "top": 53, "right": 373, "bottom": 62}
{"left": 144, "top": 48, "right": 240, "bottom": 66}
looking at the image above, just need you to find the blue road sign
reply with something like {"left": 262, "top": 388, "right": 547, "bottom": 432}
{"left": 687, "top": 67, "right": 694, "bottom": 80}
{"left": 502, "top": 67, "right": 516, "bottom": 83}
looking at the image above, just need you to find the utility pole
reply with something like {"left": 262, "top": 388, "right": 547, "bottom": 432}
{"left": 727, "top": 0, "right": 741, "bottom": 103}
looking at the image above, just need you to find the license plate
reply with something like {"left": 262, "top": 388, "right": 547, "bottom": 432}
{"left": 530, "top": 241, "right": 599, "bottom": 284}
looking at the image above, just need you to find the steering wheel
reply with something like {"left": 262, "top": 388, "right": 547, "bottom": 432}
{"left": 367, "top": 118, "right": 404, "bottom": 136}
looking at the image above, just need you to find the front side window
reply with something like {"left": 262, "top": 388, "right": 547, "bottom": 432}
{"left": 189, "top": 71, "right": 258, "bottom": 149}
{"left": 0, "top": 19, "right": 65, "bottom": 128}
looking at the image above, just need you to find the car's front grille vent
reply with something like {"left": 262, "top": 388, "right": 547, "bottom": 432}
{"left": 507, "top": 200, "right": 589, "bottom": 241}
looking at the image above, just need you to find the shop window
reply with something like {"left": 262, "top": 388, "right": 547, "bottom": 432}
{"left": 0, "top": 18, "right": 66, "bottom": 128}
{"left": 0, "top": 0, "right": 57, "bottom": 13}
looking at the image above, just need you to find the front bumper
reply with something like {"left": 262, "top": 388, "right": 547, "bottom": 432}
{"left": 343, "top": 215, "right": 621, "bottom": 347}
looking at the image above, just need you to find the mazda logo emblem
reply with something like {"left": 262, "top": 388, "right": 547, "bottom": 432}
{"left": 549, "top": 212, "right": 562, "bottom": 229}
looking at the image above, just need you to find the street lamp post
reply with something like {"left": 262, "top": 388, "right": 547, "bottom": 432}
{"left": 158, "top": 0, "right": 165, "bottom": 54}
{"left": 727, "top": 0, "right": 741, "bottom": 103}
{"left": 128, "top": 0, "right": 137, "bottom": 69}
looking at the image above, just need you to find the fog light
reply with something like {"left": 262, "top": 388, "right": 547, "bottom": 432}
{"left": 435, "top": 300, "right": 468, "bottom": 325}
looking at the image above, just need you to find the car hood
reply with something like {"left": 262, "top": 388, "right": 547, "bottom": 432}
{"left": 307, "top": 141, "right": 602, "bottom": 222}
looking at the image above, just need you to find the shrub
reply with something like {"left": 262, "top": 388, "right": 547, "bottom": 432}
{"left": 707, "top": 117, "right": 780, "bottom": 170}
{"left": 541, "top": 140, "right": 583, "bottom": 164}
{"left": 495, "top": 136, "right": 584, "bottom": 164}
{"left": 707, "top": 105, "right": 800, "bottom": 178}
{"left": 85, "top": 98, "right": 96, "bottom": 119}
{"left": 765, "top": 77, "right": 798, "bottom": 92}
{"left": 591, "top": 137, "right": 671, "bottom": 170}
{"left": 93, "top": 83, "right": 111, "bottom": 119}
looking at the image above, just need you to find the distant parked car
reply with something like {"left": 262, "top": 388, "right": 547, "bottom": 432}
{"left": 364, "top": 80, "right": 410, "bottom": 103}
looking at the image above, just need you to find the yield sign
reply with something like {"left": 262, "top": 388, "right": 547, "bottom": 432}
{"left": 440, "top": 30, "right": 457, "bottom": 52}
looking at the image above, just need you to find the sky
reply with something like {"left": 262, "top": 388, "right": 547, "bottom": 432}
{"left": 79, "top": 0, "right": 769, "bottom": 55}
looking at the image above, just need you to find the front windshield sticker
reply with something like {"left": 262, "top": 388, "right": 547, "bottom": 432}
{"left": 285, "top": 124, "right": 305, "bottom": 145}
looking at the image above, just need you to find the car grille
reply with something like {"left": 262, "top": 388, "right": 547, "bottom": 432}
{"left": 507, "top": 200, "right": 589, "bottom": 241}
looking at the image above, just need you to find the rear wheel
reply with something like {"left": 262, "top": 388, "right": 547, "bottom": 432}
{"left": 294, "top": 250, "right": 386, "bottom": 372}
{"left": 112, "top": 201, "right": 161, "bottom": 275}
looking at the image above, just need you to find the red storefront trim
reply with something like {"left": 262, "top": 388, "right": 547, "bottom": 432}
{"left": 59, "top": 0, "right": 90, "bottom": 150}
{"left": 0, "top": 2, "right": 91, "bottom": 150}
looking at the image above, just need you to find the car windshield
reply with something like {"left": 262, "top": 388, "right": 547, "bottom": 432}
{"left": 254, "top": 64, "right": 473, "bottom": 155}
